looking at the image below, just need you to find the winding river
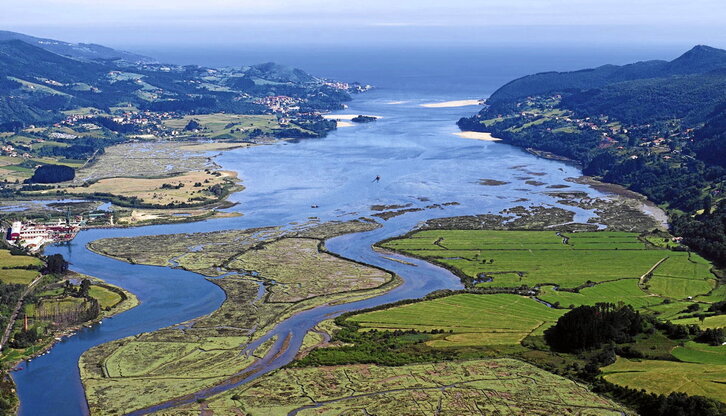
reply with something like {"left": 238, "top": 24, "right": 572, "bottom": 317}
{"left": 12, "top": 86, "right": 611, "bottom": 415}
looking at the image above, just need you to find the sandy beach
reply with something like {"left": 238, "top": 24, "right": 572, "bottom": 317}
{"left": 453, "top": 131, "right": 502, "bottom": 141}
{"left": 336, "top": 121, "right": 355, "bottom": 127}
{"left": 421, "top": 99, "right": 482, "bottom": 108}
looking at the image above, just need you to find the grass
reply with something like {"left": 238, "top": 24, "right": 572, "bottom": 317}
{"left": 74, "top": 141, "right": 214, "bottom": 183}
{"left": 80, "top": 221, "right": 401, "bottom": 415}
{"left": 162, "top": 113, "right": 283, "bottom": 140}
{"left": 173, "top": 358, "right": 629, "bottom": 416}
{"left": 672, "top": 341, "right": 726, "bottom": 365}
{"left": 349, "top": 293, "right": 564, "bottom": 347}
{"left": 602, "top": 357, "right": 726, "bottom": 402}
{"left": 382, "top": 230, "right": 715, "bottom": 293}
{"left": 228, "top": 238, "right": 392, "bottom": 302}
{"left": 0, "top": 250, "right": 43, "bottom": 268}
{"left": 646, "top": 275, "right": 715, "bottom": 299}
{"left": 59, "top": 170, "right": 237, "bottom": 206}
{"left": 697, "top": 284, "right": 726, "bottom": 303}
{"left": 0, "top": 250, "right": 42, "bottom": 284}
{"left": 538, "top": 279, "right": 662, "bottom": 309}
{"left": 88, "top": 285, "right": 123, "bottom": 309}
{"left": 672, "top": 314, "right": 726, "bottom": 330}
{"left": 643, "top": 301, "right": 699, "bottom": 320}
{"left": 0, "top": 269, "right": 39, "bottom": 285}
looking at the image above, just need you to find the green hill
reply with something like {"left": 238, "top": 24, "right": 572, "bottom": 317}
{"left": 458, "top": 45, "right": 726, "bottom": 266}
{"left": 487, "top": 45, "right": 726, "bottom": 109}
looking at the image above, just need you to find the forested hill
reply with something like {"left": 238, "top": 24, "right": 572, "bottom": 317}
{"left": 0, "top": 35, "right": 359, "bottom": 130}
{"left": 0, "top": 30, "right": 153, "bottom": 63}
{"left": 487, "top": 45, "right": 726, "bottom": 107}
{"left": 458, "top": 45, "right": 726, "bottom": 266}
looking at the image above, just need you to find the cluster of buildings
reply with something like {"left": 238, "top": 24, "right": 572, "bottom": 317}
{"left": 0, "top": 144, "right": 31, "bottom": 159}
{"left": 515, "top": 95, "right": 692, "bottom": 159}
{"left": 7, "top": 219, "right": 82, "bottom": 252}
{"left": 322, "top": 81, "right": 373, "bottom": 93}
{"left": 254, "top": 95, "right": 301, "bottom": 113}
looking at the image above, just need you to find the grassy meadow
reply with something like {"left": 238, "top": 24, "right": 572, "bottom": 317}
{"left": 381, "top": 230, "right": 717, "bottom": 299}
{"left": 172, "top": 358, "right": 630, "bottom": 416}
{"left": 0, "top": 250, "right": 42, "bottom": 284}
{"left": 350, "top": 293, "right": 564, "bottom": 347}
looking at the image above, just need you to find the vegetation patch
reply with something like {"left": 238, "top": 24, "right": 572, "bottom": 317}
{"left": 602, "top": 357, "right": 726, "bottom": 402}
{"left": 80, "top": 220, "right": 402, "bottom": 415}
{"left": 229, "top": 238, "right": 391, "bottom": 302}
{"left": 350, "top": 293, "right": 564, "bottom": 348}
{"left": 51, "top": 169, "right": 239, "bottom": 207}
{"left": 171, "top": 358, "right": 630, "bottom": 416}
{"left": 381, "top": 230, "right": 715, "bottom": 293}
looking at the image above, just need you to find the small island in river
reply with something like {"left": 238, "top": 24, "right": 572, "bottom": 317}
{"left": 351, "top": 115, "right": 378, "bottom": 123}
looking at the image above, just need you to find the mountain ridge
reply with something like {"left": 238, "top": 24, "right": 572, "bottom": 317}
{"left": 487, "top": 45, "right": 726, "bottom": 106}
{"left": 0, "top": 30, "right": 153, "bottom": 63}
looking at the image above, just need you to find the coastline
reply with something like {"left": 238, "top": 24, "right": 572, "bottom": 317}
{"left": 6, "top": 273, "right": 139, "bottom": 372}
{"left": 6, "top": 275, "right": 139, "bottom": 415}
{"left": 453, "top": 131, "right": 502, "bottom": 141}
{"left": 456, "top": 125, "right": 670, "bottom": 230}
{"left": 421, "top": 99, "right": 482, "bottom": 108}
{"left": 77, "top": 224, "right": 406, "bottom": 415}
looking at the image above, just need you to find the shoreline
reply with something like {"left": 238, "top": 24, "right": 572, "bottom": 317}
{"left": 77, "top": 225, "right": 406, "bottom": 415}
{"left": 421, "top": 99, "right": 482, "bottom": 108}
{"left": 6, "top": 273, "right": 139, "bottom": 372}
{"left": 453, "top": 131, "right": 502, "bottom": 141}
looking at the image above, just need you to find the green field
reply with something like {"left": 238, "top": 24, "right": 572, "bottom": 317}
{"left": 0, "top": 268, "right": 39, "bottom": 285}
{"left": 0, "top": 250, "right": 43, "bottom": 268}
{"left": 643, "top": 300, "right": 700, "bottom": 321}
{"left": 673, "top": 314, "right": 726, "bottom": 330}
{"left": 173, "top": 358, "right": 629, "bottom": 416}
{"left": 0, "top": 250, "right": 42, "bottom": 284}
{"left": 228, "top": 238, "right": 392, "bottom": 302}
{"left": 162, "top": 113, "right": 293, "bottom": 140}
{"left": 381, "top": 230, "right": 716, "bottom": 298}
{"left": 539, "top": 279, "right": 662, "bottom": 309}
{"left": 603, "top": 357, "right": 726, "bottom": 402}
{"left": 349, "top": 293, "right": 564, "bottom": 347}
{"left": 672, "top": 341, "right": 726, "bottom": 365}
{"left": 88, "top": 286, "right": 122, "bottom": 309}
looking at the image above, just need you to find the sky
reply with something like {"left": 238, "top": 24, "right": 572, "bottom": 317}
{"left": 2, "top": 0, "right": 725, "bottom": 50}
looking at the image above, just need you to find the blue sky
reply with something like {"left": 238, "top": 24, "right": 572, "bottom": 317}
{"left": 2, "top": 0, "right": 725, "bottom": 49}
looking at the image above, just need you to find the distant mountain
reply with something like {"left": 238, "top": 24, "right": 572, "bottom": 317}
{"left": 0, "top": 40, "right": 107, "bottom": 82}
{"left": 0, "top": 30, "right": 153, "bottom": 63}
{"left": 487, "top": 45, "right": 726, "bottom": 106}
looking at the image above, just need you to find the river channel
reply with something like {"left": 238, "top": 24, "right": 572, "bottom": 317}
{"left": 13, "top": 86, "right": 610, "bottom": 415}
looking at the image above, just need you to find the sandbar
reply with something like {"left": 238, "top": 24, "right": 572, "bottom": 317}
{"left": 453, "top": 131, "right": 502, "bottom": 141}
{"left": 421, "top": 99, "right": 482, "bottom": 108}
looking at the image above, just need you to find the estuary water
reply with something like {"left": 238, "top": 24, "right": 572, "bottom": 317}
{"left": 12, "top": 52, "right": 616, "bottom": 415}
